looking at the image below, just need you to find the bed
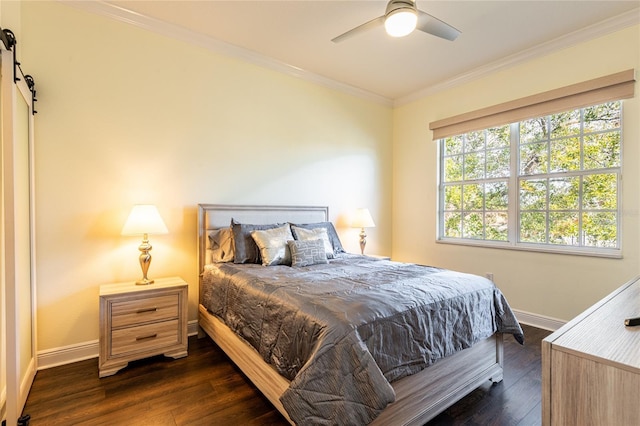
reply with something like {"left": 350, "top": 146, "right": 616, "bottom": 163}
{"left": 197, "top": 204, "right": 524, "bottom": 425}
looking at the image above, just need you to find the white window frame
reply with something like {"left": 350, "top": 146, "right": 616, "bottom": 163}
{"left": 437, "top": 102, "right": 623, "bottom": 259}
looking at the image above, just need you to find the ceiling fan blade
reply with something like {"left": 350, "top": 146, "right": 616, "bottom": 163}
{"left": 332, "top": 16, "right": 385, "bottom": 43}
{"left": 416, "top": 10, "right": 461, "bottom": 41}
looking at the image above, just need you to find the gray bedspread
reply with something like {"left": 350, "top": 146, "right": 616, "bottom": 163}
{"left": 201, "top": 255, "right": 524, "bottom": 425}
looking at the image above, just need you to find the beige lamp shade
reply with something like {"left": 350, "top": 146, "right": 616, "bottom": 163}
{"left": 351, "top": 208, "right": 376, "bottom": 229}
{"left": 122, "top": 205, "right": 168, "bottom": 236}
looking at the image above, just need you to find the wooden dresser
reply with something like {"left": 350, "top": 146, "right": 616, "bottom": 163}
{"left": 99, "top": 276, "right": 188, "bottom": 377}
{"left": 542, "top": 276, "right": 640, "bottom": 426}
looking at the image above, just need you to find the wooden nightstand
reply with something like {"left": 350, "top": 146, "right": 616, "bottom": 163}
{"left": 99, "top": 276, "right": 188, "bottom": 378}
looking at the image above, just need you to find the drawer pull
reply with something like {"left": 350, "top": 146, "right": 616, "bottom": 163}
{"left": 136, "top": 333, "right": 158, "bottom": 341}
{"left": 136, "top": 307, "right": 158, "bottom": 314}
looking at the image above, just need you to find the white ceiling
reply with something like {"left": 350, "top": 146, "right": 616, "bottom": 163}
{"left": 99, "top": 0, "right": 640, "bottom": 104}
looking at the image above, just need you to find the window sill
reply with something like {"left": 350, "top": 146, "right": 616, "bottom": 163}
{"left": 436, "top": 238, "right": 622, "bottom": 259}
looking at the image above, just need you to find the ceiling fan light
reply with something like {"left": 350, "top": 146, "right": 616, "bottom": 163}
{"left": 384, "top": 9, "right": 417, "bottom": 37}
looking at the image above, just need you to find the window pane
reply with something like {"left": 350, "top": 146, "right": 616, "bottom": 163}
{"left": 444, "top": 212, "right": 462, "bottom": 237}
{"left": 550, "top": 137, "right": 580, "bottom": 172}
{"left": 584, "top": 101, "right": 621, "bottom": 133}
{"left": 520, "top": 179, "right": 547, "bottom": 210}
{"left": 438, "top": 99, "right": 621, "bottom": 252}
{"left": 549, "top": 177, "right": 579, "bottom": 210}
{"left": 444, "top": 135, "right": 463, "bottom": 155}
{"left": 486, "top": 212, "right": 508, "bottom": 241}
{"left": 486, "top": 148, "right": 510, "bottom": 178}
{"left": 464, "top": 151, "right": 485, "bottom": 180}
{"left": 583, "top": 212, "right": 617, "bottom": 247}
{"left": 486, "top": 125, "right": 510, "bottom": 149}
{"left": 520, "top": 142, "right": 548, "bottom": 175}
{"left": 465, "top": 131, "right": 485, "bottom": 151}
{"left": 463, "top": 184, "right": 483, "bottom": 210}
{"left": 520, "top": 117, "right": 548, "bottom": 143}
{"left": 444, "top": 185, "right": 462, "bottom": 210}
{"left": 549, "top": 212, "right": 579, "bottom": 246}
{"left": 550, "top": 109, "right": 581, "bottom": 138}
{"left": 463, "top": 213, "right": 483, "bottom": 239}
{"left": 583, "top": 173, "right": 617, "bottom": 210}
{"left": 485, "top": 181, "right": 508, "bottom": 210}
{"left": 584, "top": 132, "right": 620, "bottom": 169}
{"left": 444, "top": 155, "right": 463, "bottom": 182}
{"left": 520, "top": 212, "right": 547, "bottom": 243}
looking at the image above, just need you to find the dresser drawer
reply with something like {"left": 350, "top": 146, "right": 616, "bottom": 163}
{"left": 111, "top": 294, "right": 178, "bottom": 328}
{"left": 111, "top": 319, "right": 179, "bottom": 356}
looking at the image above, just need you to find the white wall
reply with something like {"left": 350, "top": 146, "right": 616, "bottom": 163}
{"left": 20, "top": 1, "right": 393, "bottom": 352}
{"left": 392, "top": 25, "right": 640, "bottom": 324}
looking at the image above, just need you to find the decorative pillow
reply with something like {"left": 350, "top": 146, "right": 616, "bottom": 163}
{"left": 208, "top": 227, "right": 234, "bottom": 263}
{"left": 290, "top": 226, "right": 334, "bottom": 259}
{"left": 287, "top": 239, "right": 329, "bottom": 267}
{"left": 290, "top": 222, "right": 346, "bottom": 255}
{"left": 251, "top": 224, "right": 294, "bottom": 266}
{"left": 231, "top": 219, "right": 282, "bottom": 264}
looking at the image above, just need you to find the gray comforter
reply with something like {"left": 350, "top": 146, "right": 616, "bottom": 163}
{"left": 201, "top": 255, "right": 524, "bottom": 425}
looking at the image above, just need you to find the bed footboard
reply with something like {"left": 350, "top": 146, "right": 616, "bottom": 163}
{"left": 372, "top": 333, "right": 504, "bottom": 425}
{"left": 199, "top": 304, "right": 503, "bottom": 426}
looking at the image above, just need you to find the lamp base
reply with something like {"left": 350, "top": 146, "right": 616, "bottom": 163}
{"left": 359, "top": 228, "right": 367, "bottom": 255}
{"left": 136, "top": 235, "right": 155, "bottom": 285}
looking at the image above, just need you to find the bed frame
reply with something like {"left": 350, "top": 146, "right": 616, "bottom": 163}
{"left": 197, "top": 204, "right": 504, "bottom": 425}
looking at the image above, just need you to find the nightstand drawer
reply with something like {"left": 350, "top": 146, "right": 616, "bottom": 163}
{"left": 111, "top": 319, "right": 179, "bottom": 356}
{"left": 111, "top": 294, "right": 179, "bottom": 328}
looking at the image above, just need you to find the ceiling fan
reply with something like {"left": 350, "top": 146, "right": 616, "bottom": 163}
{"left": 332, "top": 0, "right": 461, "bottom": 43}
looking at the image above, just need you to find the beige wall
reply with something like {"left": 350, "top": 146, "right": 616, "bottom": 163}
{"left": 15, "top": 0, "right": 640, "bottom": 354}
{"left": 392, "top": 25, "right": 640, "bottom": 323}
{"left": 21, "top": 1, "right": 393, "bottom": 351}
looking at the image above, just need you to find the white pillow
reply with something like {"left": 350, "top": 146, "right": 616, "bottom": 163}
{"left": 291, "top": 226, "right": 334, "bottom": 259}
{"left": 251, "top": 224, "right": 294, "bottom": 266}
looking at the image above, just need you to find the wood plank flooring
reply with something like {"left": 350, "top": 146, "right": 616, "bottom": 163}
{"left": 22, "top": 324, "right": 550, "bottom": 425}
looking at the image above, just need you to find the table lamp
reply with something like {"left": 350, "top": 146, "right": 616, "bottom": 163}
{"left": 351, "top": 208, "right": 376, "bottom": 254}
{"left": 122, "top": 204, "right": 168, "bottom": 285}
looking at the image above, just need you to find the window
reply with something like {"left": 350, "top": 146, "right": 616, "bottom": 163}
{"left": 439, "top": 101, "right": 622, "bottom": 256}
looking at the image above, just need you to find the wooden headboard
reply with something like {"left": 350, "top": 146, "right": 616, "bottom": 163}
{"left": 197, "top": 204, "right": 329, "bottom": 273}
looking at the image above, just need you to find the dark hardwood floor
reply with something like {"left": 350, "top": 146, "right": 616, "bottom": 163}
{"left": 22, "top": 324, "right": 550, "bottom": 425}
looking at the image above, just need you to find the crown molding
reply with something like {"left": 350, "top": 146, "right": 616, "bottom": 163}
{"left": 59, "top": 2, "right": 637, "bottom": 108}
{"left": 58, "top": 1, "right": 393, "bottom": 107}
{"left": 395, "top": 8, "right": 640, "bottom": 106}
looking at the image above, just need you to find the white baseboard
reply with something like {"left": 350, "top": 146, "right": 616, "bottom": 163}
{"left": 37, "top": 320, "right": 201, "bottom": 370}
{"left": 37, "top": 339, "right": 99, "bottom": 370}
{"left": 187, "top": 319, "right": 200, "bottom": 337}
{"left": 37, "top": 313, "right": 560, "bottom": 370}
{"left": 513, "top": 309, "right": 565, "bottom": 332}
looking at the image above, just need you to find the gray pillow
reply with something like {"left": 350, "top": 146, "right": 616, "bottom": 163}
{"left": 290, "top": 226, "right": 334, "bottom": 259}
{"left": 287, "top": 239, "right": 329, "bottom": 267}
{"left": 290, "top": 222, "right": 346, "bottom": 255}
{"left": 208, "top": 227, "right": 234, "bottom": 263}
{"left": 231, "top": 219, "right": 283, "bottom": 264}
{"left": 251, "top": 224, "right": 294, "bottom": 266}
